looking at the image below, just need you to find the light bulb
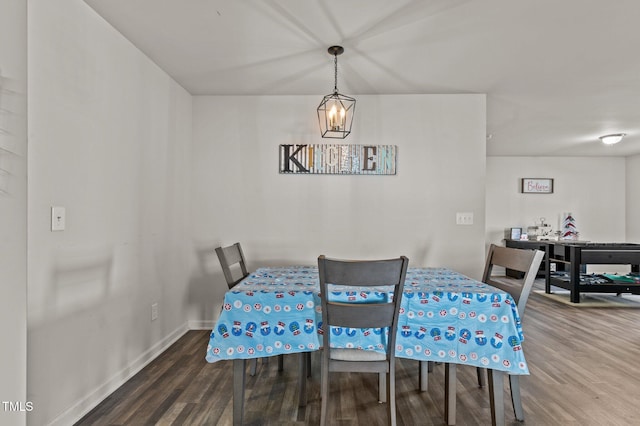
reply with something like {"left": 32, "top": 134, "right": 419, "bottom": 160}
{"left": 329, "top": 105, "right": 337, "bottom": 129}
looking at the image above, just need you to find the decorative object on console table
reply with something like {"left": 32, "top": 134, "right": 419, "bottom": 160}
{"left": 526, "top": 217, "right": 555, "bottom": 241}
{"left": 521, "top": 178, "right": 554, "bottom": 193}
{"left": 561, "top": 212, "right": 578, "bottom": 240}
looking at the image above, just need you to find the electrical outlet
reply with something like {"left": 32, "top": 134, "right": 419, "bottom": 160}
{"left": 151, "top": 303, "right": 158, "bottom": 321}
{"left": 456, "top": 212, "right": 474, "bottom": 225}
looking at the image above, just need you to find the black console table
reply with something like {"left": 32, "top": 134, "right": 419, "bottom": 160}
{"left": 546, "top": 242, "right": 640, "bottom": 303}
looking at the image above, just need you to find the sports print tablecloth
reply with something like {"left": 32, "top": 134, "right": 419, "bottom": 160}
{"left": 206, "top": 267, "right": 529, "bottom": 375}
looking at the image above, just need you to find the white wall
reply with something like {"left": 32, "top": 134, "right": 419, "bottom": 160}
{"left": 27, "top": 1, "right": 193, "bottom": 425}
{"left": 191, "top": 94, "right": 487, "bottom": 321}
{"left": 15, "top": 1, "right": 640, "bottom": 422}
{"left": 627, "top": 154, "right": 640, "bottom": 242}
{"left": 0, "top": 0, "right": 28, "bottom": 424}
{"left": 16, "top": 2, "right": 640, "bottom": 421}
{"left": 486, "top": 156, "right": 626, "bottom": 244}
{"left": 487, "top": 156, "right": 627, "bottom": 273}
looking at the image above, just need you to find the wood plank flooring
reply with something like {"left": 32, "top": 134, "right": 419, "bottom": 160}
{"left": 75, "top": 282, "right": 640, "bottom": 425}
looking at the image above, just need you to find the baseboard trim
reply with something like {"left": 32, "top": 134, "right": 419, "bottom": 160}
{"left": 188, "top": 319, "right": 215, "bottom": 330}
{"left": 49, "top": 323, "right": 189, "bottom": 426}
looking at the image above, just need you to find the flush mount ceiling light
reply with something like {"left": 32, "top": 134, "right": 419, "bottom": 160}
{"left": 317, "top": 46, "right": 356, "bottom": 139}
{"left": 599, "top": 133, "right": 626, "bottom": 145}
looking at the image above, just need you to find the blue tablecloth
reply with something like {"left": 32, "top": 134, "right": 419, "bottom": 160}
{"left": 206, "top": 267, "right": 528, "bottom": 375}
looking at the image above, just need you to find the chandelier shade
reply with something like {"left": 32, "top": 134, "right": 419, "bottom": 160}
{"left": 317, "top": 46, "right": 356, "bottom": 139}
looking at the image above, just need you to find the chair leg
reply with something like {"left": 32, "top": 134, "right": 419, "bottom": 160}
{"left": 249, "top": 358, "right": 258, "bottom": 376}
{"left": 378, "top": 372, "right": 387, "bottom": 403}
{"left": 477, "top": 366, "right": 487, "bottom": 387}
{"left": 509, "top": 374, "right": 525, "bottom": 421}
{"left": 419, "top": 361, "right": 429, "bottom": 391}
{"left": 444, "top": 363, "right": 456, "bottom": 425}
{"left": 320, "top": 356, "right": 329, "bottom": 426}
{"left": 488, "top": 369, "right": 505, "bottom": 426}
{"left": 388, "top": 370, "right": 397, "bottom": 426}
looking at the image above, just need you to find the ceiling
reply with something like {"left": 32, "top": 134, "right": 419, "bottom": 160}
{"left": 84, "top": 0, "right": 640, "bottom": 157}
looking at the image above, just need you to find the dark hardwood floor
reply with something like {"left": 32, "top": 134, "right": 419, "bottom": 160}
{"left": 75, "top": 282, "right": 640, "bottom": 425}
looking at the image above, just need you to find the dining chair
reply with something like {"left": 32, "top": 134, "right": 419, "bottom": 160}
{"left": 215, "top": 242, "right": 284, "bottom": 376}
{"left": 215, "top": 242, "right": 249, "bottom": 290}
{"left": 317, "top": 255, "right": 409, "bottom": 426}
{"left": 444, "top": 244, "right": 544, "bottom": 425}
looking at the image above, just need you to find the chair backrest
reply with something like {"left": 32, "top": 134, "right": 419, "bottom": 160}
{"left": 215, "top": 242, "right": 249, "bottom": 289}
{"left": 317, "top": 255, "right": 409, "bottom": 356}
{"left": 482, "top": 244, "right": 544, "bottom": 318}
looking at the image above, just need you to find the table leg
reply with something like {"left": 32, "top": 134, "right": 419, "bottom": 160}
{"left": 510, "top": 374, "right": 524, "bottom": 421}
{"left": 569, "top": 245, "right": 581, "bottom": 303}
{"left": 487, "top": 369, "right": 505, "bottom": 426}
{"left": 444, "top": 363, "right": 456, "bottom": 425}
{"left": 233, "top": 359, "right": 246, "bottom": 426}
{"left": 544, "top": 245, "right": 551, "bottom": 293}
{"left": 298, "top": 352, "right": 307, "bottom": 407}
{"left": 419, "top": 361, "right": 429, "bottom": 392}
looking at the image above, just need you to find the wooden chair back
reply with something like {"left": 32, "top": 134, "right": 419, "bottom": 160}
{"left": 318, "top": 255, "right": 409, "bottom": 356}
{"left": 215, "top": 242, "right": 249, "bottom": 289}
{"left": 482, "top": 244, "right": 544, "bottom": 317}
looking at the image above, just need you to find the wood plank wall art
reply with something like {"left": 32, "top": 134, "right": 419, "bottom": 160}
{"left": 279, "top": 144, "right": 397, "bottom": 175}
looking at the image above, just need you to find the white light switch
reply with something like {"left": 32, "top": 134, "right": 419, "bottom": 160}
{"left": 51, "top": 206, "right": 66, "bottom": 231}
{"left": 456, "top": 212, "right": 474, "bottom": 225}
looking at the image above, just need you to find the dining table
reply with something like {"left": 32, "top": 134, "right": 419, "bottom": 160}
{"left": 206, "top": 266, "right": 528, "bottom": 426}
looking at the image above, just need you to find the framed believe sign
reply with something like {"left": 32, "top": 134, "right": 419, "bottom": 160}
{"left": 521, "top": 178, "right": 554, "bottom": 194}
{"left": 279, "top": 144, "right": 396, "bottom": 175}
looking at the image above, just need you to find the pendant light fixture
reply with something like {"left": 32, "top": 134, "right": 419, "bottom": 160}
{"left": 317, "top": 46, "right": 356, "bottom": 139}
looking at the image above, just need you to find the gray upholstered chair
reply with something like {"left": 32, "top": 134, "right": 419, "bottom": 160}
{"left": 444, "top": 244, "right": 544, "bottom": 425}
{"left": 317, "top": 255, "right": 409, "bottom": 426}
{"left": 215, "top": 243, "right": 284, "bottom": 375}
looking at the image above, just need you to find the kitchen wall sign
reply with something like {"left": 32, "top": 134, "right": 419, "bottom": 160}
{"left": 279, "top": 144, "right": 397, "bottom": 175}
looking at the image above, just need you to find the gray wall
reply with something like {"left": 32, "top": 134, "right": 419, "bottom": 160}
{"left": 0, "top": 0, "right": 27, "bottom": 424}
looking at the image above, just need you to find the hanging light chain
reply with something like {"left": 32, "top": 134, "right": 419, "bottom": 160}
{"left": 333, "top": 53, "right": 338, "bottom": 93}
